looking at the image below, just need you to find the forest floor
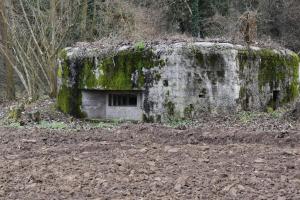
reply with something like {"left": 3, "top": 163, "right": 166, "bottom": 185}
{"left": 0, "top": 99, "right": 300, "bottom": 199}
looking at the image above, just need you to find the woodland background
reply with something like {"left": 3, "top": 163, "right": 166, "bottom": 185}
{"left": 0, "top": 0, "right": 300, "bottom": 101}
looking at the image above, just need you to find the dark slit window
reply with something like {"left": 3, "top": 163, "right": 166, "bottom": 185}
{"left": 109, "top": 94, "right": 138, "bottom": 107}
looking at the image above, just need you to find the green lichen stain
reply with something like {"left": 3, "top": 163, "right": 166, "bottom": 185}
{"left": 184, "top": 104, "right": 194, "bottom": 118}
{"left": 80, "top": 58, "right": 98, "bottom": 88}
{"left": 57, "top": 66, "right": 63, "bottom": 78}
{"left": 79, "top": 48, "right": 165, "bottom": 90}
{"left": 193, "top": 49, "right": 204, "bottom": 65}
{"left": 164, "top": 100, "right": 175, "bottom": 117}
{"left": 238, "top": 51, "right": 250, "bottom": 73}
{"left": 57, "top": 85, "right": 71, "bottom": 113}
{"left": 154, "top": 72, "right": 161, "bottom": 82}
{"left": 238, "top": 48, "right": 300, "bottom": 106}
{"left": 239, "top": 86, "right": 251, "bottom": 110}
{"left": 193, "top": 49, "right": 224, "bottom": 69}
{"left": 239, "top": 86, "right": 246, "bottom": 99}
{"left": 283, "top": 78, "right": 299, "bottom": 103}
{"left": 58, "top": 51, "right": 71, "bottom": 83}
{"left": 192, "top": 48, "right": 225, "bottom": 83}
{"left": 57, "top": 50, "right": 68, "bottom": 79}
{"left": 258, "top": 49, "right": 285, "bottom": 89}
{"left": 238, "top": 50, "right": 260, "bottom": 73}
{"left": 156, "top": 115, "right": 162, "bottom": 123}
{"left": 57, "top": 53, "right": 71, "bottom": 113}
{"left": 57, "top": 58, "right": 85, "bottom": 117}
{"left": 57, "top": 66, "right": 63, "bottom": 79}
{"left": 57, "top": 47, "right": 165, "bottom": 117}
{"left": 258, "top": 49, "right": 299, "bottom": 101}
{"left": 57, "top": 84, "right": 84, "bottom": 117}
{"left": 206, "top": 53, "right": 223, "bottom": 69}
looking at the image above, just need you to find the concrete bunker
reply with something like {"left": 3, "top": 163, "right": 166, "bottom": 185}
{"left": 57, "top": 42, "right": 300, "bottom": 122}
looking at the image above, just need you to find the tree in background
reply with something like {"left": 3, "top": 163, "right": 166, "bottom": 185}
{"left": 0, "top": 0, "right": 83, "bottom": 99}
{"left": 165, "top": 0, "right": 231, "bottom": 37}
{"left": 238, "top": 11, "right": 257, "bottom": 44}
{"left": 258, "top": 0, "right": 300, "bottom": 51}
{"left": 80, "top": 0, "right": 97, "bottom": 40}
{"left": 0, "top": 0, "right": 15, "bottom": 100}
{"left": 0, "top": 0, "right": 300, "bottom": 101}
{"left": 191, "top": 0, "right": 200, "bottom": 37}
{"left": 0, "top": 0, "right": 156, "bottom": 99}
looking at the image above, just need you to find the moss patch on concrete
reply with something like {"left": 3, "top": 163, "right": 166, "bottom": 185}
{"left": 79, "top": 48, "right": 165, "bottom": 90}
{"left": 164, "top": 100, "right": 175, "bottom": 117}
{"left": 57, "top": 84, "right": 84, "bottom": 118}
{"left": 192, "top": 48, "right": 223, "bottom": 69}
{"left": 238, "top": 50, "right": 252, "bottom": 73}
{"left": 192, "top": 48, "right": 225, "bottom": 84}
{"left": 259, "top": 50, "right": 291, "bottom": 86}
{"left": 57, "top": 58, "right": 85, "bottom": 117}
{"left": 238, "top": 48, "right": 300, "bottom": 108}
{"left": 58, "top": 47, "right": 165, "bottom": 117}
{"left": 192, "top": 48, "right": 204, "bottom": 65}
{"left": 57, "top": 85, "right": 72, "bottom": 113}
{"left": 184, "top": 104, "right": 194, "bottom": 118}
{"left": 258, "top": 49, "right": 299, "bottom": 101}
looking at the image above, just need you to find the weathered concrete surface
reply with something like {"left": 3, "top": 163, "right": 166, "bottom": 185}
{"left": 57, "top": 42, "right": 300, "bottom": 121}
{"left": 81, "top": 90, "right": 107, "bottom": 119}
{"left": 81, "top": 90, "right": 143, "bottom": 121}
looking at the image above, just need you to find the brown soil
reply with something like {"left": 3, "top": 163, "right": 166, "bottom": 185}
{"left": 0, "top": 117, "right": 300, "bottom": 200}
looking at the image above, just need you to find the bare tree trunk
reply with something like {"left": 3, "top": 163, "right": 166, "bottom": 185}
{"left": 91, "top": 0, "right": 97, "bottom": 38}
{"left": 0, "top": 0, "right": 15, "bottom": 100}
{"left": 191, "top": 0, "right": 200, "bottom": 37}
{"left": 81, "top": 0, "right": 88, "bottom": 39}
{"left": 49, "top": 0, "right": 57, "bottom": 97}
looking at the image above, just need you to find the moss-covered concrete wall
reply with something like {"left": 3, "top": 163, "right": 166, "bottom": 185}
{"left": 57, "top": 42, "right": 300, "bottom": 121}
{"left": 238, "top": 49, "right": 299, "bottom": 110}
{"left": 57, "top": 46, "right": 165, "bottom": 118}
{"left": 79, "top": 48, "right": 164, "bottom": 90}
{"left": 57, "top": 56, "right": 84, "bottom": 118}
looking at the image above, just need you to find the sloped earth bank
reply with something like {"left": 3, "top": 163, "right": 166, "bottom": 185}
{"left": 0, "top": 119, "right": 300, "bottom": 200}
